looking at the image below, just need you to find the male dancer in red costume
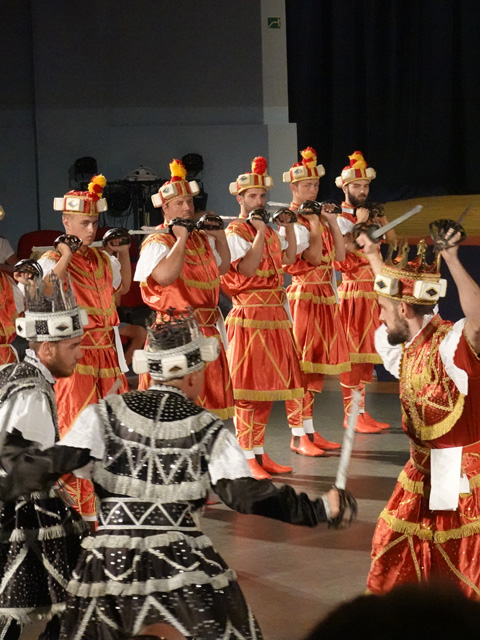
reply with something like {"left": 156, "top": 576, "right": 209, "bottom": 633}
{"left": 134, "top": 159, "right": 234, "bottom": 420}
{"left": 221, "top": 157, "right": 317, "bottom": 481}
{"left": 358, "top": 227, "right": 480, "bottom": 598}
{"left": 282, "top": 148, "right": 351, "bottom": 450}
{"left": 0, "top": 271, "right": 22, "bottom": 365}
{"left": 335, "top": 151, "right": 391, "bottom": 433}
{"left": 39, "top": 175, "right": 130, "bottom": 521}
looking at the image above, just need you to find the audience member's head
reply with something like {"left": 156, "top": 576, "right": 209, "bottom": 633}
{"left": 304, "top": 583, "right": 480, "bottom": 640}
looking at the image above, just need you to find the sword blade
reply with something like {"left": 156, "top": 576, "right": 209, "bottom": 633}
{"left": 370, "top": 204, "right": 423, "bottom": 240}
{"left": 335, "top": 390, "right": 361, "bottom": 490}
{"left": 267, "top": 201, "right": 291, "bottom": 208}
{"left": 456, "top": 203, "right": 473, "bottom": 225}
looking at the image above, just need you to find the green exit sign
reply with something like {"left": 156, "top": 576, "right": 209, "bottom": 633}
{"left": 267, "top": 17, "right": 281, "bottom": 29}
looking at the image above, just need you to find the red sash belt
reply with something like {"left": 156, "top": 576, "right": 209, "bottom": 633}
{"left": 155, "top": 307, "right": 219, "bottom": 328}
{"left": 410, "top": 440, "right": 480, "bottom": 476}
{"left": 232, "top": 288, "right": 286, "bottom": 307}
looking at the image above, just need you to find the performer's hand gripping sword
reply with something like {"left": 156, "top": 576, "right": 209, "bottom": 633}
{"left": 429, "top": 203, "right": 472, "bottom": 250}
{"left": 352, "top": 204, "right": 424, "bottom": 245}
{"left": 328, "top": 390, "right": 361, "bottom": 529}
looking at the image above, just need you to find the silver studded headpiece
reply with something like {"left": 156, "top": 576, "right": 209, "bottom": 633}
{"left": 15, "top": 274, "right": 88, "bottom": 342}
{"left": 132, "top": 308, "right": 219, "bottom": 381}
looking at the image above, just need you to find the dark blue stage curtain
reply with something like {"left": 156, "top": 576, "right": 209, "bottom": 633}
{"left": 285, "top": 0, "right": 480, "bottom": 203}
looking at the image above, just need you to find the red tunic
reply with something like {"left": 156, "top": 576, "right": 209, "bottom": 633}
{"left": 138, "top": 227, "right": 234, "bottom": 419}
{"left": 42, "top": 248, "right": 128, "bottom": 518}
{"left": 335, "top": 208, "right": 382, "bottom": 365}
{"left": 0, "top": 273, "right": 18, "bottom": 365}
{"left": 221, "top": 219, "right": 304, "bottom": 401}
{"left": 284, "top": 213, "right": 350, "bottom": 375}
{"left": 367, "top": 316, "right": 480, "bottom": 598}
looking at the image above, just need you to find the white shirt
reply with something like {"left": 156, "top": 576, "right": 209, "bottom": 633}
{"left": 38, "top": 250, "right": 122, "bottom": 290}
{"left": 134, "top": 234, "right": 222, "bottom": 282}
{"left": 0, "top": 237, "right": 14, "bottom": 264}
{"left": 0, "top": 350, "right": 56, "bottom": 450}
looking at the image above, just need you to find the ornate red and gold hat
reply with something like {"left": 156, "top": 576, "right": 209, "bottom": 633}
{"left": 283, "top": 147, "right": 325, "bottom": 183}
{"left": 53, "top": 174, "right": 108, "bottom": 215}
{"left": 335, "top": 151, "right": 376, "bottom": 188}
{"left": 229, "top": 156, "right": 274, "bottom": 195}
{"left": 151, "top": 159, "right": 200, "bottom": 208}
{"left": 374, "top": 240, "right": 447, "bottom": 305}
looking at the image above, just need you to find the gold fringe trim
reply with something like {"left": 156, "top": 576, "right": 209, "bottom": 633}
{"left": 180, "top": 275, "right": 220, "bottom": 290}
{"left": 301, "top": 361, "right": 351, "bottom": 375}
{"left": 350, "top": 353, "right": 383, "bottom": 364}
{"left": 409, "top": 393, "right": 466, "bottom": 441}
{"left": 381, "top": 509, "right": 480, "bottom": 544}
{"left": 435, "top": 519, "right": 480, "bottom": 544}
{"left": 81, "top": 300, "right": 116, "bottom": 317}
{"left": 209, "top": 406, "right": 236, "bottom": 420}
{"left": 338, "top": 290, "right": 377, "bottom": 300}
{"left": 75, "top": 364, "right": 123, "bottom": 378}
{"left": 398, "top": 469, "right": 425, "bottom": 495}
{"left": 256, "top": 268, "right": 283, "bottom": 277}
{"left": 287, "top": 291, "right": 338, "bottom": 305}
{"left": 225, "top": 317, "right": 292, "bottom": 330}
{"left": 380, "top": 510, "right": 433, "bottom": 541}
{"left": 233, "top": 388, "right": 305, "bottom": 401}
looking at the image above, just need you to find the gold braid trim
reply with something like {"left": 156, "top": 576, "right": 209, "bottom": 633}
{"left": 434, "top": 544, "right": 480, "bottom": 597}
{"left": 287, "top": 291, "right": 338, "bottom": 305}
{"left": 380, "top": 510, "right": 433, "bottom": 541}
{"left": 405, "top": 393, "right": 466, "bottom": 442}
{"left": 463, "top": 328, "right": 480, "bottom": 360}
{"left": 225, "top": 317, "right": 292, "bottom": 330}
{"left": 180, "top": 275, "right": 220, "bottom": 290}
{"left": 350, "top": 353, "right": 383, "bottom": 364}
{"left": 75, "top": 365, "right": 122, "bottom": 378}
{"left": 233, "top": 388, "right": 304, "bottom": 401}
{"left": 301, "top": 361, "right": 351, "bottom": 375}
{"left": 398, "top": 469, "right": 425, "bottom": 495}
{"left": 338, "top": 290, "right": 378, "bottom": 300}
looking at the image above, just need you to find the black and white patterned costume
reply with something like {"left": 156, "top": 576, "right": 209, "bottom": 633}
{"left": 56, "top": 384, "right": 332, "bottom": 640}
{"left": 0, "top": 350, "right": 85, "bottom": 639}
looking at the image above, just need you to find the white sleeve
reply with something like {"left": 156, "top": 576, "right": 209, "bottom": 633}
{"left": 374, "top": 324, "right": 402, "bottom": 379}
{"left": 207, "top": 236, "right": 222, "bottom": 267}
{"left": 277, "top": 223, "right": 310, "bottom": 254}
{"left": 0, "top": 390, "right": 56, "bottom": 450}
{"left": 134, "top": 241, "right": 169, "bottom": 282}
{"left": 59, "top": 404, "right": 105, "bottom": 461}
{"left": 0, "top": 238, "right": 14, "bottom": 263}
{"left": 337, "top": 217, "right": 355, "bottom": 235}
{"left": 104, "top": 252, "right": 122, "bottom": 290}
{"left": 209, "top": 428, "right": 252, "bottom": 484}
{"left": 226, "top": 233, "right": 252, "bottom": 262}
{"left": 439, "top": 318, "right": 469, "bottom": 395}
{"left": 37, "top": 256, "right": 57, "bottom": 278}
{"left": 7, "top": 277, "right": 24, "bottom": 313}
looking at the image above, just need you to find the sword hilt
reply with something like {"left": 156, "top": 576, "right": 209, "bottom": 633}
{"left": 429, "top": 219, "right": 467, "bottom": 251}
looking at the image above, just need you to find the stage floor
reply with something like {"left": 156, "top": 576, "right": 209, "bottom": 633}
{"left": 22, "top": 382, "right": 404, "bottom": 640}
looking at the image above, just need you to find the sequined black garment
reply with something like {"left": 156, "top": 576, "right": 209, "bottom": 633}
{"left": 60, "top": 388, "right": 263, "bottom": 640}
{"left": 0, "top": 360, "right": 86, "bottom": 630}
